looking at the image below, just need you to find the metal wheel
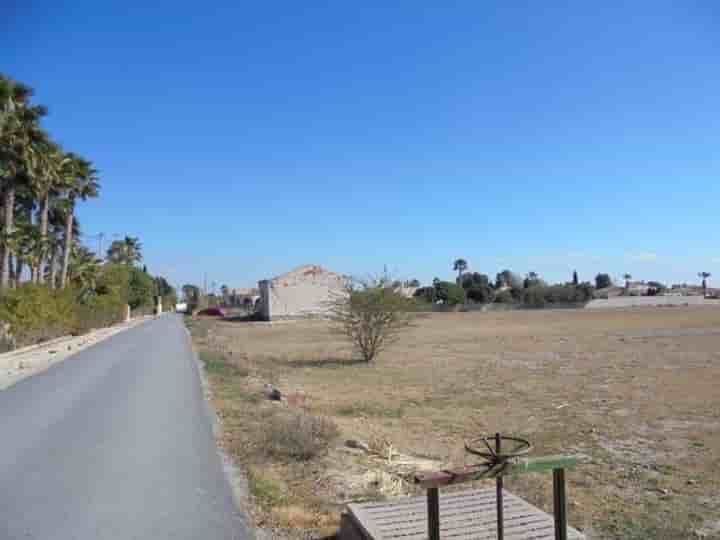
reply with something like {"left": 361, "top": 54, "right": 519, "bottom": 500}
{"left": 464, "top": 435, "right": 532, "bottom": 462}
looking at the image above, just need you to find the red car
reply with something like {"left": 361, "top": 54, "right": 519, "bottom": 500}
{"left": 197, "top": 307, "right": 226, "bottom": 317}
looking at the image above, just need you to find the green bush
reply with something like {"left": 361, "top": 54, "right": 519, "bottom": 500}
{"left": 0, "top": 283, "right": 126, "bottom": 349}
{"left": 519, "top": 284, "right": 595, "bottom": 308}
{"left": 434, "top": 281, "right": 466, "bottom": 305}
{"left": 128, "top": 266, "right": 155, "bottom": 310}
{"left": 466, "top": 286, "right": 494, "bottom": 304}
{"left": 595, "top": 273, "right": 612, "bottom": 289}
{"left": 0, "top": 284, "right": 77, "bottom": 346}
{"left": 494, "top": 289, "right": 515, "bottom": 303}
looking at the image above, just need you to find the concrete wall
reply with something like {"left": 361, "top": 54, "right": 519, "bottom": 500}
{"left": 586, "top": 296, "right": 719, "bottom": 309}
{"left": 258, "top": 265, "right": 348, "bottom": 320}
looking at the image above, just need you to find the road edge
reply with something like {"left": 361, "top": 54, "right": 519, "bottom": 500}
{"left": 183, "top": 322, "right": 262, "bottom": 540}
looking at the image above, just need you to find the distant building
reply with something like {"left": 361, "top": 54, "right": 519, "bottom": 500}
{"left": 257, "top": 264, "right": 349, "bottom": 321}
{"left": 625, "top": 281, "right": 650, "bottom": 296}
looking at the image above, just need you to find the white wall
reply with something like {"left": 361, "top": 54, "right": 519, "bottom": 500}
{"left": 258, "top": 265, "right": 348, "bottom": 320}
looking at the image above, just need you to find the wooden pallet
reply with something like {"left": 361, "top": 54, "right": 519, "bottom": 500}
{"left": 341, "top": 488, "right": 585, "bottom": 540}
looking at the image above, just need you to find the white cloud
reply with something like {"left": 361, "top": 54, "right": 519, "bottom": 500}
{"left": 629, "top": 252, "right": 658, "bottom": 262}
{"left": 712, "top": 258, "right": 720, "bottom": 265}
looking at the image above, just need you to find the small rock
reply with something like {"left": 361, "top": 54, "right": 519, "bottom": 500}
{"left": 688, "top": 479, "right": 698, "bottom": 485}
{"left": 346, "top": 439, "right": 370, "bottom": 452}
{"left": 264, "top": 384, "right": 282, "bottom": 401}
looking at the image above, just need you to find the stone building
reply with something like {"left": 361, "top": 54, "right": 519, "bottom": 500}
{"left": 257, "top": 264, "right": 348, "bottom": 321}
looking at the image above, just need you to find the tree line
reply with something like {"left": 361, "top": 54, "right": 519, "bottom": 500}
{"left": 0, "top": 74, "right": 175, "bottom": 349}
{"left": 413, "top": 259, "right": 596, "bottom": 307}
{"left": 1, "top": 74, "right": 100, "bottom": 289}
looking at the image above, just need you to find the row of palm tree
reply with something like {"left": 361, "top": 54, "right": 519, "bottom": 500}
{"left": 1, "top": 74, "right": 100, "bottom": 290}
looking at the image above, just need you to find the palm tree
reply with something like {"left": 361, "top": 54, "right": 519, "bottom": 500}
{"left": 59, "top": 155, "right": 99, "bottom": 288}
{"left": 8, "top": 183, "right": 35, "bottom": 286}
{"left": 28, "top": 137, "right": 66, "bottom": 284}
{"left": 0, "top": 75, "right": 33, "bottom": 135}
{"left": 453, "top": 258, "right": 468, "bottom": 284}
{"left": 1, "top": 81, "right": 48, "bottom": 288}
{"left": 106, "top": 236, "right": 143, "bottom": 266}
{"left": 12, "top": 222, "right": 44, "bottom": 283}
{"left": 45, "top": 203, "right": 80, "bottom": 288}
{"left": 68, "top": 245, "right": 102, "bottom": 298}
{"left": 699, "top": 272, "right": 711, "bottom": 296}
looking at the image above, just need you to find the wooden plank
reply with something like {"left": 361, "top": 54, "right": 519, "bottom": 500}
{"left": 415, "top": 455, "right": 578, "bottom": 488}
{"left": 346, "top": 488, "right": 585, "bottom": 540}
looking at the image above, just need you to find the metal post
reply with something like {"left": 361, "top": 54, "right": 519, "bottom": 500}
{"left": 427, "top": 487, "right": 440, "bottom": 540}
{"left": 496, "top": 433, "right": 504, "bottom": 540}
{"left": 553, "top": 468, "right": 568, "bottom": 540}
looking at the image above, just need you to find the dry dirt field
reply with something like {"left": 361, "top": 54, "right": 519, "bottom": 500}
{"left": 188, "top": 307, "right": 720, "bottom": 539}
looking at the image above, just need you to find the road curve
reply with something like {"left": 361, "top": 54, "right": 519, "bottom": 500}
{"left": 0, "top": 315, "right": 250, "bottom": 540}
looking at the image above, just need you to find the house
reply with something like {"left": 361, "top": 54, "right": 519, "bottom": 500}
{"left": 257, "top": 264, "right": 349, "bottom": 321}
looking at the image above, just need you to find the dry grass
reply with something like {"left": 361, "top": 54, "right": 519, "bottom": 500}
{"left": 190, "top": 307, "right": 720, "bottom": 539}
{"left": 263, "top": 410, "right": 339, "bottom": 461}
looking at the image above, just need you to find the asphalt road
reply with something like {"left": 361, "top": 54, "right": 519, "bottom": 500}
{"left": 0, "top": 315, "right": 250, "bottom": 540}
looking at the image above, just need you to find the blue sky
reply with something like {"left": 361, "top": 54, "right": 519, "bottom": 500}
{"left": 4, "top": 2, "right": 720, "bottom": 290}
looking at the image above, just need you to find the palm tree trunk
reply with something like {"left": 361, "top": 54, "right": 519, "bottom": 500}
{"left": 8, "top": 253, "right": 15, "bottom": 284}
{"left": 37, "top": 191, "right": 50, "bottom": 285}
{"left": 15, "top": 256, "right": 23, "bottom": 286}
{"left": 1, "top": 185, "right": 15, "bottom": 289}
{"left": 59, "top": 197, "right": 74, "bottom": 289}
{"left": 49, "top": 246, "right": 58, "bottom": 289}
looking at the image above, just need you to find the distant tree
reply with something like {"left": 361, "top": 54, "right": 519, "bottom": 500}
{"left": 432, "top": 277, "right": 440, "bottom": 287}
{"left": 408, "top": 279, "right": 421, "bottom": 288}
{"left": 466, "top": 286, "right": 494, "bottom": 304}
{"left": 220, "top": 284, "right": 230, "bottom": 306}
{"left": 155, "top": 276, "right": 177, "bottom": 307}
{"left": 127, "top": 266, "right": 155, "bottom": 310}
{"left": 699, "top": 272, "right": 711, "bottom": 296}
{"left": 453, "top": 258, "right": 468, "bottom": 283}
{"left": 623, "top": 273, "right": 632, "bottom": 290}
{"left": 329, "top": 277, "right": 414, "bottom": 362}
{"left": 182, "top": 284, "right": 200, "bottom": 303}
{"left": 434, "top": 281, "right": 466, "bottom": 305}
{"left": 524, "top": 272, "right": 542, "bottom": 289}
{"left": 461, "top": 272, "right": 490, "bottom": 290}
{"left": 595, "top": 273, "right": 612, "bottom": 289}
{"left": 496, "top": 270, "right": 522, "bottom": 289}
{"left": 106, "top": 236, "right": 142, "bottom": 266}
{"left": 572, "top": 270, "right": 579, "bottom": 286}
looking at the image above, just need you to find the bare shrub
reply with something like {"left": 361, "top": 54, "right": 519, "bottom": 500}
{"left": 328, "top": 276, "right": 413, "bottom": 362}
{"left": 263, "top": 410, "right": 339, "bottom": 460}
